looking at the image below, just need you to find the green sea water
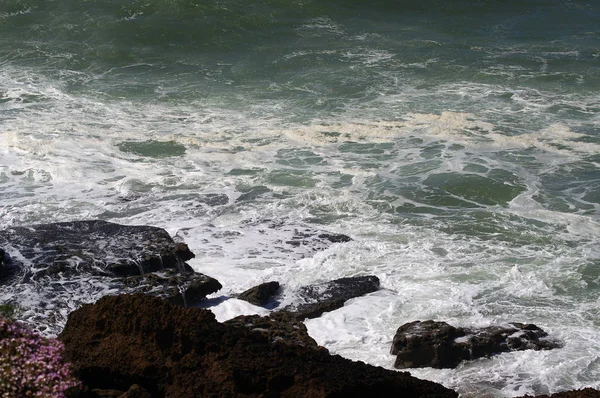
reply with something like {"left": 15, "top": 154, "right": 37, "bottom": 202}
{"left": 1, "top": 1, "right": 599, "bottom": 396}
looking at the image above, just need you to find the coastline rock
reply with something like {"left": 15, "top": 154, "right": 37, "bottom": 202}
{"left": 0, "top": 220, "right": 194, "bottom": 281}
{"left": 90, "top": 384, "right": 152, "bottom": 398}
{"left": 60, "top": 294, "right": 457, "bottom": 398}
{"left": 391, "top": 320, "right": 561, "bottom": 369}
{"left": 237, "top": 281, "right": 280, "bottom": 307}
{"left": 122, "top": 269, "right": 222, "bottom": 306}
{"left": 224, "top": 311, "right": 319, "bottom": 348}
{"left": 0, "top": 220, "right": 220, "bottom": 335}
{"left": 282, "top": 275, "right": 380, "bottom": 319}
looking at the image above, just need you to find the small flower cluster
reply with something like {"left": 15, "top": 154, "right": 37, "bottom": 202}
{"left": 0, "top": 316, "right": 80, "bottom": 397}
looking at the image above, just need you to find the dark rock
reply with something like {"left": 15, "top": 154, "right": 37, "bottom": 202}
{"left": 0, "top": 220, "right": 194, "bottom": 280}
{"left": 282, "top": 275, "right": 380, "bottom": 319}
{"left": 285, "top": 229, "right": 352, "bottom": 250}
{"left": 225, "top": 311, "right": 319, "bottom": 348}
{"left": 518, "top": 388, "right": 600, "bottom": 398}
{"left": 0, "top": 220, "right": 220, "bottom": 335}
{"left": 318, "top": 233, "right": 352, "bottom": 243}
{"left": 120, "top": 384, "right": 153, "bottom": 398}
{"left": 121, "top": 269, "right": 222, "bottom": 306}
{"left": 237, "top": 281, "right": 280, "bottom": 306}
{"left": 90, "top": 388, "right": 125, "bottom": 398}
{"left": 0, "top": 248, "right": 7, "bottom": 279}
{"left": 60, "top": 294, "right": 457, "bottom": 398}
{"left": 390, "top": 320, "right": 561, "bottom": 369}
{"left": 197, "top": 193, "right": 230, "bottom": 207}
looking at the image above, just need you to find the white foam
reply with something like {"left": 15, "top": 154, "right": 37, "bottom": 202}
{"left": 2, "top": 62, "right": 600, "bottom": 396}
{"left": 202, "top": 298, "right": 270, "bottom": 323}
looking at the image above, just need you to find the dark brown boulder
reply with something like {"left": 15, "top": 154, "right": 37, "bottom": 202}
{"left": 237, "top": 281, "right": 280, "bottom": 306}
{"left": 60, "top": 294, "right": 457, "bottom": 398}
{"left": 391, "top": 320, "right": 561, "bottom": 369}
{"left": 224, "top": 311, "right": 320, "bottom": 348}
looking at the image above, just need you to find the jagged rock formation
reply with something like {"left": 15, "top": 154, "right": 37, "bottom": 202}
{"left": 0, "top": 220, "right": 195, "bottom": 280}
{"left": 236, "top": 276, "right": 380, "bottom": 319}
{"left": 282, "top": 275, "right": 380, "bottom": 319}
{"left": 237, "top": 281, "right": 281, "bottom": 306}
{"left": 0, "top": 220, "right": 220, "bottom": 334}
{"left": 224, "top": 311, "right": 320, "bottom": 348}
{"left": 391, "top": 320, "right": 561, "bottom": 369}
{"left": 59, "top": 294, "right": 457, "bottom": 398}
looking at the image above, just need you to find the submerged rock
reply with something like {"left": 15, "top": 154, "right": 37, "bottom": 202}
{"left": 390, "top": 320, "right": 561, "bottom": 369}
{"left": 237, "top": 281, "right": 280, "bottom": 307}
{"left": 282, "top": 275, "right": 380, "bottom": 319}
{"left": 182, "top": 218, "right": 354, "bottom": 264}
{"left": 0, "top": 220, "right": 220, "bottom": 335}
{"left": 60, "top": 294, "right": 457, "bottom": 398}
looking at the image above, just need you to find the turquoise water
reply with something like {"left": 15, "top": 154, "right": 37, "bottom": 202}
{"left": 1, "top": 1, "right": 599, "bottom": 396}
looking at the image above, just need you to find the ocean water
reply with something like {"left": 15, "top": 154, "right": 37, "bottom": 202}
{"left": 1, "top": 0, "right": 599, "bottom": 396}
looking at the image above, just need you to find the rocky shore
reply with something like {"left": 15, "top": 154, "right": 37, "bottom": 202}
{"left": 0, "top": 220, "right": 598, "bottom": 397}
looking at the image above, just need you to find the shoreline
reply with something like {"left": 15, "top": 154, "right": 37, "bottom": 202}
{"left": 1, "top": 219, "right": 598, "bottom": 397}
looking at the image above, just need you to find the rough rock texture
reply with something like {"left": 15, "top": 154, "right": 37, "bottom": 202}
{"left": 60, "top": 294, "right": 457, "bottom": 398}
{"left": 237, "top": 281, "right": 280, "bottom": 307}
{"left": 224, "top": 311, "right": 320, "bottom": 348}
{"left": 518, "top": 389, "right": 600, "bottom": 398}
{"left": 0, "top": 220, "right": 194, "bottom": 280}
{"left": 90, "top": 384, "right": 152, "bottom": 398}
{"left": 122, "top": 270, "right": 222, "bottom": 306}
{"left": 391, "top": 320, "right": 561, "bottom": 369}
{"left": 0, "top": 220, "right": 220, "bottom": 335}
{"left": 282, "top": 275, "right": 380, "bottom": 319}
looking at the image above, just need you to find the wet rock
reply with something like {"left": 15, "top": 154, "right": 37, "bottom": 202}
{"left": 0, "top": 220, "right": 220, "bottom": 335}
{"left": 237, "top": 281, "right": 280, "bottom": 306}
{"left": 0, "top": 220, "right": 194, "bottom": 280}
{"left": 282, "top": 275, "right": 380, "bottom": 319}
{"left": 390, "top": 320, "right": 561, "bottom": 369}
{"left": 285, "top": 229, "right": 352, "bottom": 250}
{"left": 197, "top": 193, "right": 229, "bottom": 207}
{"left": 60, "top": 294, "right": 457, "bottom": 398}
{"left": 121, "top": 269, "right": 222, "bottom": 306}
{"left": 318, "top": 233, "right": 353, "bottom": 243}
